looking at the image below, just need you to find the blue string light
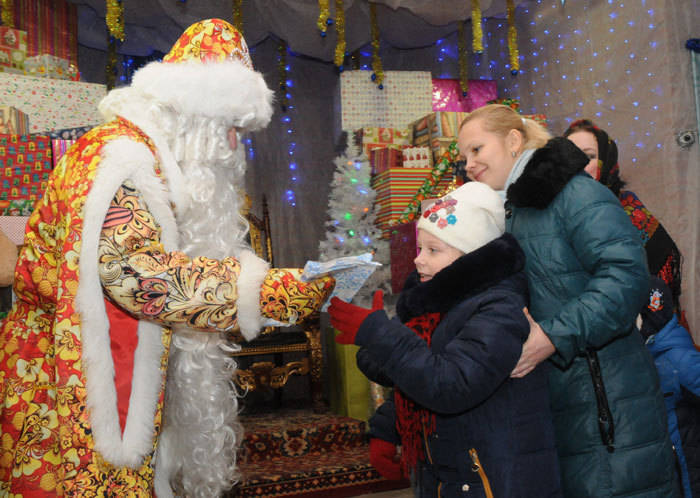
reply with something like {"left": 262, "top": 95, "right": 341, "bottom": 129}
{"left": 279, "top": 43, "right": 298, "bottom": 207}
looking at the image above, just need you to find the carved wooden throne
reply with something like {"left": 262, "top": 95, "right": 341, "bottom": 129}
{"left": 232, "top": 194, "right": 325, "bottom": 412}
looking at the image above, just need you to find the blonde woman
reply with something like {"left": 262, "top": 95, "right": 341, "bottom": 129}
{"left": 456, "top": 104, "right": 678, "bottom": 498}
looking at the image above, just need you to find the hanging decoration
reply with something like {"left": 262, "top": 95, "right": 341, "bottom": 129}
{"left": 506, "top": 0, "right": 519, "bottom": 74}
{"left": 457, "top": 21, "right": 468, "bottom": 97}
{"left": 392, "top": 142, "right": 460, "bottom": 226}
{"left": 333, "top": 0, "right": 346, "bottom": 69}
{"left": 106, "top": 36, "right": 118, "bottom": 90}
{"left": 1, "top": 0, "right": 14, "bottom": 27}
{"left": 471, "top": 0, "right": 483, "bottom": 54}
{"left": 232, "top": 0, "right": 243, "bottom": 33}
{"left": 369, "top": 3, "right": 384, "bottom": 89}
{"left": 105, "top": 0, "right": 125, "bottom": 41}
{"left": 317, "top": 0, "right": 331, "bottom": 36}
{"left": 277, "top": 40, "right": 289, "bottom": 112}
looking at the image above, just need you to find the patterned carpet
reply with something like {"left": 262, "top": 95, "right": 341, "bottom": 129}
{"left": 227, "top": 409, "right": 410, "bottom": 498}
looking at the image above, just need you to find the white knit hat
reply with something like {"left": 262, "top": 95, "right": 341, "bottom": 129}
{"left": 417, "top": 181, "right": 505, "bottom": 254}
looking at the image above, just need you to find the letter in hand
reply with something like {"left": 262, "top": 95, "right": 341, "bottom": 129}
{"left": 260, "top": 268, "right": 335, "bottom": 325}
{"left": 328, "top": 290, "right": 384, "bottom": 345}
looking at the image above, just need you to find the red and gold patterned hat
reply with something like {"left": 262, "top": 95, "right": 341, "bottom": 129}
{"left": 163, "top": 18, "right": 253, "bottom": 68}
{"left": 130, "top": 18, "right": 273, "bottom": 130}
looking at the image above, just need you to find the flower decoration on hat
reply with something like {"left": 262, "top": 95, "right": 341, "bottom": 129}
{"left": 163, "top": 18, "right": 253, "bottom": 68}
{"left": 423, "top": 196, "right": 458, "bottom": 229}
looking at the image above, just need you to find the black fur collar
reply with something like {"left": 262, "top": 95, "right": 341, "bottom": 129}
{"left": 506, "top": 137, "right": 589, "bottom": 209}
{"left": 396, "top": 233, "right": 525, "bottom": 322}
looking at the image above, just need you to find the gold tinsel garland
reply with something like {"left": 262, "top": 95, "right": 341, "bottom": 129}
{"left": 506, "top": 0, "right": 519, "bottom": 74}
{"left": 369, "top": 3, "right": 384, "bottom": 88}
{"left": 106, "top": 0, "right": 125, "bottom": 42}
{"left": 458, "top": 21, "right": 468, "bottom": 96}
{"left": 232, "top": 0, "right": 243, "bottom": 33}
{"left": 333, "top": 0, "right": 345, "bottom": 68}
{"left": 1, "top": 0, "right": 14, "bottom": 27}
{"left": 471, "top": 0, "right": 483, "bottom": 53}
{"left": 317, "top": 0, "right": 330, "bottom": 35}
{"left": 278, "top": 40, "right": 289, "bottom": 112}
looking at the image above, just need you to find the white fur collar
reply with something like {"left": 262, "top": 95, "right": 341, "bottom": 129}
{"left": 131, "top": 59, "right": 274, "bottom": 131}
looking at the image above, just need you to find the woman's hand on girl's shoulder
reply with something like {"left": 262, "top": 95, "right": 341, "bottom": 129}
{"left": 511, "top": 307, "right": 556, "bottom": 378}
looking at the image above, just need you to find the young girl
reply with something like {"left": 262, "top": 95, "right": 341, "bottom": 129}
{"left": 328, "top": 181, "right": 562, "bottom": 497}
{"left": 457, "top": 104, "right": 678, "bottom": 497}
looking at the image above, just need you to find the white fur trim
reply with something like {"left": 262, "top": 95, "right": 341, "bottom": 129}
{"left": 131, "top": 60, "right": 274, "bottom": 131}
{"left": 76, "top": 138, "right": 179, "bottom": 468}
{"left": 236, "top": 250, "right": 269, "bottom": 341}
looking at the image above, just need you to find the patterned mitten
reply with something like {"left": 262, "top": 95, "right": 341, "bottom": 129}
{"left": 260, "top": 268, "right": 335, "bottom": 325}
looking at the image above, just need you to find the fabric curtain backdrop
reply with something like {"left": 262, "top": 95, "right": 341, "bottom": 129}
{"left": 70, "top": 0, "right": 699, "bottom": 338}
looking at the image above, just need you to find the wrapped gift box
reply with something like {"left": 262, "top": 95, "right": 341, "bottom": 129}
{"left": 0, "top": 134, "right": 52, "bottom": 202}
{"left": 369, "top": 145, "right": 404, "bottom": 175}
{"left": 524, "top": 113, "right": 548, "bottom": 128}
{"left": 389, "top": 221, "right": 418, "bottom": 293}
{"left": 0, "top": 215, "right": 29, "bottom": 246}
{"left": 0, "top": 73, "right": 106, "bottom": 133}
{"left": 410, "top": 111, "right": 469, "bottom": 148}
{"left": 326, "top": 328, "right": 371, "bottom": 422}
{"left": 340, "top": 70, "right": 433, "bottom": 130}
{"left": 11, "top": 0, "right": 78, "bottom": 64}
{"left": 432, "top": 79, "right": 498, "bottom": 112}
{"left": 0, "top": 106, "right": 29, "bottom": 135}
{"left": 0, "top": 26, "right": 27, "bottom": 71}
{"left": 402, "top": 146, "right": 432, "bottom": 169}
{"left": 51, "top": 139, "right": 76, "bottom": 167}
{"left": 25, "top": 54, "right": 78, "bottom": 80}
{"left": 0, "top": 199, "right": 35, "bottom": 216}
{"left": 487, "top": 97, "right": 521, "bottom": 111}
{"left": 354, "top": 126, "right": 412, "bottom": 158}
{"left": 431, "top": 138, "right": 459, "bottom": 164}
{"left": 372, "top": 167, "right": 453, "bottom": 237}
{"left": 47, "top": 125, "right": 92, "bottom": 140}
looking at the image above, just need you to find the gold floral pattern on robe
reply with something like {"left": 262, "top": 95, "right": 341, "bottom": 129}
{"left": 98, "top": 181, "right": 242, "bottom": 333}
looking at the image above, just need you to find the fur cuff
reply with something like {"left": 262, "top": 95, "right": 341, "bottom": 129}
{"left": 131, "top": 60, "right": 274, "bottom": 131}
{"left": 236, "top": 250, "right": 270, "bottom": 341}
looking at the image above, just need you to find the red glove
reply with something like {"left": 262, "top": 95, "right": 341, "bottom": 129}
{"left": 369, "top": 437, "right": 403, "bottom": 481}
{"left": 328, "top": 290, "right": 384, "bottom": 345}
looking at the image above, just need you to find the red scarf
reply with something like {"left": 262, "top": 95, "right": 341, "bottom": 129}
{"left": 394, "top": 312, "right": 442, "bottom": 474}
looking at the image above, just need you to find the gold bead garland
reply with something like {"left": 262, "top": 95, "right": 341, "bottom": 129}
{"left": 106, "top": 0, "right": 125, "bottom": 42}
{"left": 333, "top": 0, "right": 346, "bottom": 68}
{"left": 369, "top": 3, "right": 384, "bottom": 88}
{"left": 232, "top": 0, "right": 243, "bottom": 33}
{"left": 1, "top": 0, "right": 14, "bottom": 27}
{"left": 471, "top": 0, "right": 483, "bottom": 53}
{"left": 506, "top": 0, "right": 519, "bottom": 74}
{"left": 458, "top": 20, "right": 468, "bottom": 96}
{"left": 317, "top": 0, "right": 330, "bottom": 35}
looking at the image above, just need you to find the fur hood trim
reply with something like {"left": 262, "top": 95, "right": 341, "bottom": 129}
{"left": 131, "top": 59, "right": 274, "bottom": 131}
{"left": 396, "top": 233, "right": 525, "bottom": 321}
{"left": 506, "top": 137, "right": 589, "bottom": 209}
{"left": 76, "top": 138, "right": 179, "bottom": 469}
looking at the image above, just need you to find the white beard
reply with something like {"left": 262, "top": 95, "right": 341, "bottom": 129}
{"left": 156, "top": 116, "right": 249, "bottom": 498}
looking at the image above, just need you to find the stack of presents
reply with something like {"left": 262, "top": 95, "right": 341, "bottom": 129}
{"left": 335, "top": 70, "right": 547, "bottom": 421}
{"left": 0, "top": 0, "right": 106, "bottom": 248}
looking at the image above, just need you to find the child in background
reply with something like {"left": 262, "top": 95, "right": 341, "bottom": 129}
{"left": 328, "top": 181, "right": 561, "bottom": 497}
{"left": 639, "top": 276, "right": 700, "bottom": 498}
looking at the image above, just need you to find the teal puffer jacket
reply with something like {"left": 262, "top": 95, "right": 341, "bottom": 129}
{"left": 505, "top": 138, "right": 679, "bottom": 498}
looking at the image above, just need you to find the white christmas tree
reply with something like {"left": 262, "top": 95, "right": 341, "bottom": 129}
{"left": 318, "top": 140, "right": 392, "bottom": 307}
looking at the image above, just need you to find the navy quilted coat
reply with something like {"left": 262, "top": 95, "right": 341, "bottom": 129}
{"left": 356, "top": 234, "right": 562, "bottom": 497}
{"left": 505, "top": 138, "right": 679, "bottom": 497}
